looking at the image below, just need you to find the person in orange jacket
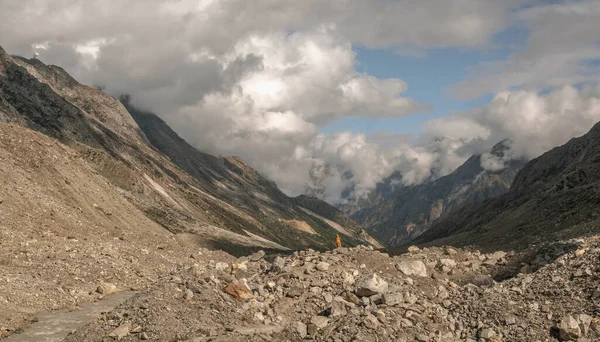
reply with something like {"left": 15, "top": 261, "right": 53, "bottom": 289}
{"left": 335, "top": 234, "right": 342, "bottom": 248}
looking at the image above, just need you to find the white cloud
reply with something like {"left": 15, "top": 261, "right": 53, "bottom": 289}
{"left": 454, "top": 0, "right": 600, "bottom": 99}
{"left": 2, "top": 0, "right": 600, "bottom": 207}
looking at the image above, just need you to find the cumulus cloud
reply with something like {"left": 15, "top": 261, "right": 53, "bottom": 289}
{"left": 1, "top": 0, "right": 600, "bottom": 207}
{"left": 454, "top": 0, "right": 600, "bottom": 99}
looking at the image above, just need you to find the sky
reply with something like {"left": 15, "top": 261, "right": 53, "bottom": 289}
{"left": 1, "top": 0, "right": 600, "bottom": 205}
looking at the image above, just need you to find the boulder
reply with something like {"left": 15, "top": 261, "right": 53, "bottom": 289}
{"left": 330, "top": 296, "right": 355, "bottom": 317}
{"left": 356, "top": 273, "right": 388, "bottom": 297}
{"left": 558, "top": 315, "right": 581, "bottom": 341}
{"left": 396, "top": 260, "right": 428, "bottom": 277}
{"left": 96, "top": 282, "right": 117, "bottom": 295}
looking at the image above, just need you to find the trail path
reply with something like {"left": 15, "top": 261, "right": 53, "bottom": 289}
{"left": 3, "top": 292, "right": 136, "bottom": 342}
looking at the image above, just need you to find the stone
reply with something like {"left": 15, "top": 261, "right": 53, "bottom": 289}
{"left": 505, "top": 315, "right": 517, "bottom": 325}
{"left": 479, "top": 328, "right": 496, "bottom": 339}
{"left": 96, "top": 282, "right": 117, "bottom": 295}
{"left": 307, "top": 324, "right": 318, "bottom": 336}
{"left": 183, "top": 289, "right": 194, "bottom": 300}
{"left": 356, "top": 273, "right": 388, "bottom": 297}
{"left": 310, "top": 316, "right": 329, "bottom": 329}
{"left": 235, "top": 325, "right": 283, "bottom": 335}
{"left": 558, "top": 315, "right": 581, "bottom": 341}
{"left": 108, "top": 322, "right": 131, "bottom": 341}
{"left": 578, "top": 314, "right": 593, "bottom": 335}
{"left": 271, "top": 257, "right": 286, "bottom": 272}
{"left": 286, "top": 286, "right": 304, "bottom": 298}
{"left": 223, "top": 283, "right": 254, "bottom": 301}
{"left": 330, "top": 296, "right": 355, "bottom": 317}
{"left": 407, "top": 246, "right": 420, "bottom": 253}
{"left": 215, "top": 262, "right": 229, "bottom": 272}
{"left": 294, "top": 321, "right": 307, "bottom": 338}
{"left": 363, "top": 314, "right": 379, "bottom": 329}
{"left": 254, "top": 312, "right": 265, "bottom": 322}
{"left": 437, "top": 259, "right": 457, "bottom": 273}
{"left": 249, "top": 250, "right": 266, "bottom": 261}
{"left": 341, "top": 270, "right": 355, "bottom": 284}
{"left": 382, "top": 292, "right": 404, "bottom": 306}
{"left": 446, "top": 247, "right": 458, "bottom": 255}
{"left": 316, "top": 262, "right": 330, "bottom": 271}
{"left": 396, "top": 260, "right": 428, "bottom": 277}
{"left": 415, "top": 334, "right": 429, "bottom": 342}
{"left": 139, "top": 332, "right": 149, "bottom": 340}
{"left": 471, "top": 274, "right": 494, "bottom": 287}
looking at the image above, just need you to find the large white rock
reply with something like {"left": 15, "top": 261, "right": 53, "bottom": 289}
{"left": 356, "top": 273, "right": 388, "bottom": 297}
{"left": 396, "top": 260, "right": 428, "bottom": 277}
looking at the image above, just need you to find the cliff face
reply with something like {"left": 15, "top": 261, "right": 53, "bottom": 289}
{"left": 416, "top": 121, "right": 600, "bottom": 251}
{"left": 351, "top": 142, "right": 525, "bottom": 247}
{"left": 0, "top": 46, "right": 378, "bottom": 253}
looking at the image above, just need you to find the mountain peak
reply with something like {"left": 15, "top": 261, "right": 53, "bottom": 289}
{"left": 490, "top": 138, "right": 513, "bottom": 158}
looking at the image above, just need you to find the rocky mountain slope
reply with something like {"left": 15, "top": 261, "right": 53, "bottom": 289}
{"left": 415, "top": 120, "right": 600, "bottom": 252}
{"left": 0, "top": 45, "right": 378, "bottom": 332}
{"left": 124, "top": 101, "right": 376, "bottom": 249}
{"left": 291, "top": 195, "right": 385, "bottom": 249}
{"left": 58, "top": 235, "right": 600, "bottom": 341}
{"left": 0, "top": 45, "right": 376, "bottom": 252}
{"left": 352, "top": 142, "right": 525, "bottom": 247}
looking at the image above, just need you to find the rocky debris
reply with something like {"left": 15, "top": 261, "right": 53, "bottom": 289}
{"left": 60, "top": 238, "right": 600, "bottom": 342}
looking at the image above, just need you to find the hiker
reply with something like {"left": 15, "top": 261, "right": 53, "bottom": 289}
{"left": 335, "top": 234, "right": 342, "bottom": 248}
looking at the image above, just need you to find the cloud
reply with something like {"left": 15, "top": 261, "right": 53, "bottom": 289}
{"left": 2, "top": 0, "right": 600, "bottom": 207}
{"left": 454, "top": 0, "right": 600, "bottom": 99}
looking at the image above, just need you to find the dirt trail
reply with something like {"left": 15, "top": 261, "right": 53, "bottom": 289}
{"left": 2, "top": 292, "right": 136, "bottom": 342}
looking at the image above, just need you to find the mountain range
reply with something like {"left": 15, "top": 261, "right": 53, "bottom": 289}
{"left": 347, "top": 141, "right": 526, "bottom": 246}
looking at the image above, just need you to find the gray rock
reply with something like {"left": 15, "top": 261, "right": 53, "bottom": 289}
{"left": 363, "top": 314, "right": 379, "bottom": 329}
{"left": 578, "top": 314, "right": 593, "bottom": 335}
{"left": 316, "top": 262, "right": 330, "bottom": 271}
{"left": 286, "top": 286, "right": 304, "bottom": 298}
{"left": 356, "top": 273, "right": 388, "bottom": 297}
{"left": 479, "top": 328, "right": 496, "bottom": 339}
{"left": 108, "top": 322, "right": 131, "bottom": 341}
{"left": 330, "top": 296, "right": 355, "bottom": 317}
{"left": 396, "top": 260, "right": 428, "bottom": 277}
{"left": 215, "top": 262, "right": 229, "bottom": 272}
{"left": 382, "top": 292, "right": 404, "bottom": 306}
{"left": 235, "top": 324, "right": 283, "bottom": 335}
{"left": 249, "top": 250, "right": 266, "bottom": 261}
{"left": 310, "top": 316, "right": 329, "bottom": 329}
{"left": 558, "top": 315, "right": 581, "bottom": 341}
{"left": 294, "top": 321, "right": 307, "bottom": 339}
{"left": 437, "top": 259, "right": 457, "bottom": 273}
{"left": 271, "top": 256, "right": 286, "bottom": 272}
{"left": 415, "top": 334, "right": 429, "bottom": 342}
{"left": 139, "top": 332, "right": 149, "bottom": 340}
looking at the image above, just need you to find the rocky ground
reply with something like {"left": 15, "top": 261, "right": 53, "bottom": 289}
{"left": 43, "top": 234, "right": 600, "bottom": 342}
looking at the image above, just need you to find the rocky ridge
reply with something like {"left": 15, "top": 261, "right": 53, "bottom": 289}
{"left": 57, "top": 234, "right": 600, "bottom": 342}
{"left": 416, "top": 120, "right": 600, "bottom": 252}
